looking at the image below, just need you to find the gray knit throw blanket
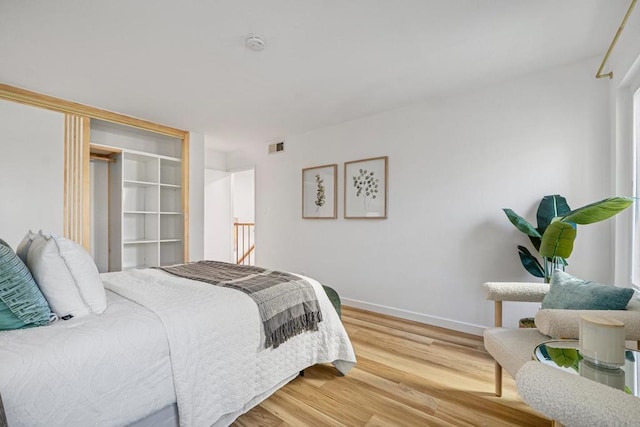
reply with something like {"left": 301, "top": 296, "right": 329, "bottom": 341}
{"left": 157, "top": 260, "right": 323, "bottom": 349}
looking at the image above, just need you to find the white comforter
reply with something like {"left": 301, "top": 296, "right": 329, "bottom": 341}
{"left": 102, "top": 269, "right": 356, "bottom": 426}
{"left": 0, "top": 290, "right": 175, "bottom": 427}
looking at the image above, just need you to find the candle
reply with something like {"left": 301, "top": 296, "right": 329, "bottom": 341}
{"left": 579, "top": 360, "right": 626, "bottom": 390}
{"left": 579, "top": 315, "right": 625, "bottom": 369}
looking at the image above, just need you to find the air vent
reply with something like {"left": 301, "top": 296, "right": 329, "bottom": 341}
{"left": 268, "top": 141, "right": 285, "bottom": 154}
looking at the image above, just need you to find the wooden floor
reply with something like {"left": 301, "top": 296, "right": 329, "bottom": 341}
{"left": 233, "top": 306, "right": 550, "bottom": 426}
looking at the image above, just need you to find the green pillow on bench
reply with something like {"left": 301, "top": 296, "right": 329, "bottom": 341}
{"left": 541, "top": 270, "right": 634, "bottom": 310}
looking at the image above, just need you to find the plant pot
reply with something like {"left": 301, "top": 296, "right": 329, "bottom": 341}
{"left": 519, "top": 317, "right": 536, "bottom": 328}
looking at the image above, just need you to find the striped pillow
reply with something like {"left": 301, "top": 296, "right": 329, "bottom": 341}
{"left": 0, "top": 239, "right": 51, "bottom": 330}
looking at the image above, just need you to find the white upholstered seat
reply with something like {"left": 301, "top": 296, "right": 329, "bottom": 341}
{"left": 483, "top": 328, "right": 548, "bottom": 378}
{"left": 482, "top": 281, "right": 640, "bottom": 397}
{"left": 516, "top": 361, "right": 640, "bottom": 427}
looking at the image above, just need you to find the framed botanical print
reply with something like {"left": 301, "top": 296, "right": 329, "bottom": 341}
{"left": 302, "top": 164, "right": 337, "bottom": 219}
{"left": 344, "top": 156, "right": 388, "bottom": 219}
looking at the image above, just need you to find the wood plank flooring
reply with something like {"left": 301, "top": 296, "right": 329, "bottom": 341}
{"left": 233, "top": 306, "right": 550, "bottom": 426}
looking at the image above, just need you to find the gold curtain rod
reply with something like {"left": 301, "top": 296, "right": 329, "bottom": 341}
{"left": 596, "top": 0, "right": 637, "bottom": 79}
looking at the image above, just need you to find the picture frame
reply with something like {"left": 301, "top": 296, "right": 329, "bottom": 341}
{"left": 302, "top": 164, "right": 337, "bottom": 219}
{"left": 344, "top": 156, "right": 388, "bottom": 219}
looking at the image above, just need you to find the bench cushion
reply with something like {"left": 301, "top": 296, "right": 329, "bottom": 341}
{"left": 535, "top": 298, "right": 640, "bottom": 340}
{"left": 483, "top": 282, "right": 549, "bottom": 302}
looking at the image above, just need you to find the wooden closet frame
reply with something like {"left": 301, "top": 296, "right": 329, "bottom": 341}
{"left": 0, "top": 83, "right": 190, "bottom": 262}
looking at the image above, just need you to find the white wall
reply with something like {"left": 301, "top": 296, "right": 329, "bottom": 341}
{"left": 0, "top": 99, "right": 64, "bottom": 248}
{"left": 204, "top": 169, "right": 232, "bottom": 262}
{"left": 189, "top": 132, "right": 205, "bottom": 261}
{"left": 205, "top": 145, "right": 228, "bottom": 171}
{"left": 227, "top": 58, "right": 611, "bottom": 334}
{"left": 231, "top": 169, "right": 255, "bottom": 223}
{"left": 203, "top": 147, "right": 234, "bottom": 262}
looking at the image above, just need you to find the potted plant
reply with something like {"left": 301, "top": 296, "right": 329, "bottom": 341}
{"left": 504, "top": 195, "right": 633, "bottom": 328}
{"left": 504, "top": 195, "right": 633, "bottom": 283}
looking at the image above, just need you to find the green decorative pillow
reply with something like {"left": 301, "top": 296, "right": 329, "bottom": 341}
{"left": 322, "top": 285, "right": 341, "bottom": 318}
{"left": 541, "top": 270, "right": 634, "bottom": 310}
{"left": 0, "top": 240, "right": 51, "bottom": 330}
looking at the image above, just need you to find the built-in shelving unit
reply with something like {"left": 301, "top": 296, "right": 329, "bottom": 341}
{"left": 108, "top": 149, "right": 184, "bottom": 271}
{"left": 0, "top": 83, "right": 189, "bottom": 271}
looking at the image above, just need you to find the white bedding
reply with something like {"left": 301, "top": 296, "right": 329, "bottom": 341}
{"left": 0, "top": 268, "right": 356, "bottom": 427}
{"left": 0, "top": 291, "right": 175, "bottom": 427}
{"left": 102, "top": 269, "right": 356, "bottom": 426}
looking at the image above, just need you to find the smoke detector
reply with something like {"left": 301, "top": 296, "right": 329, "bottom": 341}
{"left": 246, "top": 34, "right": 266, "bottom": 51}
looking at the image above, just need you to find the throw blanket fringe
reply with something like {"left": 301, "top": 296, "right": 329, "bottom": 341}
{"left": 266, "top": 310, "right": 322, "bottom": 348}
{"left": 157, "top": 261, "right": 323, "bottom": 349}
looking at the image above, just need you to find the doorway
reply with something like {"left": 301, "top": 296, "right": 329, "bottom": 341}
{"left": 204, "top": 167, "right": 255, "bottom": 265}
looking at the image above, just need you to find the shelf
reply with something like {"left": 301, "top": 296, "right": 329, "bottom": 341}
{"left": 120, "top": 148, "right": 181, "bottom": 162}
{"left": 123, "top": 243, "right": 159, "bottom": 269}
{"left": 160, "top": 156, "right": 181, "bottom": 163}
{"left": 89, "top": 143, "right": 122, "bottom": 156}
{"left": 160, "top": 158, "right": 181, "bottom": 186}
{"left": 124, "top": 179, "right": 158, "bottom": 187}
{"left": 160, "top": 215, "right": 182, "bottom": 242}
{"left": 123, "top": 264, "right": 155, "bottom": 271}
{"left": 160, "top": 183, "right": 181, "bottom": 188}
{"left": 160, "top": 186, "right": 181, "bottom": 212}
{"left": 123, "top": 184, "right": 158, "bottom": 212}
{"left": 123, "top": 152, "right": 160, "bottom": 183}
{"left": 160, "top": 240, "right": 183, "bottom": 267}
{"left": 124, "top": 211, "right": 158, "bottom": 214}
{"left": 160, "top": 211, "right": 182, "bottom": 215}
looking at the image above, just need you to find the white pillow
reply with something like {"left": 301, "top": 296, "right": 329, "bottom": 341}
{"left": 16, "top": 230, "right": 38, "bottom": 263}
{"left": 27, "top": 232, "right": 107, "bottom": 319}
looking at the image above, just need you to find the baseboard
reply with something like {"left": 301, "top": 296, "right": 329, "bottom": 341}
{"left": 341, "top": 297, "right": 486, "bottom": 336}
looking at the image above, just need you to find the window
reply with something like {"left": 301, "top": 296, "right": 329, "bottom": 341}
{"left": 631, "top": 88, "right": 640, "bottom": 288}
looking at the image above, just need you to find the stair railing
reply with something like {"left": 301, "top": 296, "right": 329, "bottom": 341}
{"left": 234, "top": 222, "right": 255, "bottom": 265}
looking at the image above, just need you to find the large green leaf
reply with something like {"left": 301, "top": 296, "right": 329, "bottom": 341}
{"left": 517, "top": 246, "right": 544, "bottom": 278}
{"left": 539, "top": 221, "right": 577, "bottom": 259}
{"left": 546, "top": 347, "right": 582, "bottom": 371}
{"left": 503, "top": 209, "right": 541, "bottom": 238}
{"left": 562, "top": 197, "right": 633, "bottom": 225}
{"left": 536, "top": 195, "right": 571, "bottom": 234}
{"left": 528, "top": 235, "right": 541, "bottom": 252}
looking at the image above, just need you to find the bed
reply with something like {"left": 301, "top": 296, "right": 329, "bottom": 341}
{"left": 0, "top": 266, "right": 356, "bottom": 426}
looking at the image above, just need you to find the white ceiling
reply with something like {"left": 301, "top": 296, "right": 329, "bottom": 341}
{"left": 0, "top": 0, "right": 633, "bottom": 150}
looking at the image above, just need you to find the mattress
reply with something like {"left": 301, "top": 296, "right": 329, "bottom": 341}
{"left": 0, "top": 290, "right": 175, "bottom": 427}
